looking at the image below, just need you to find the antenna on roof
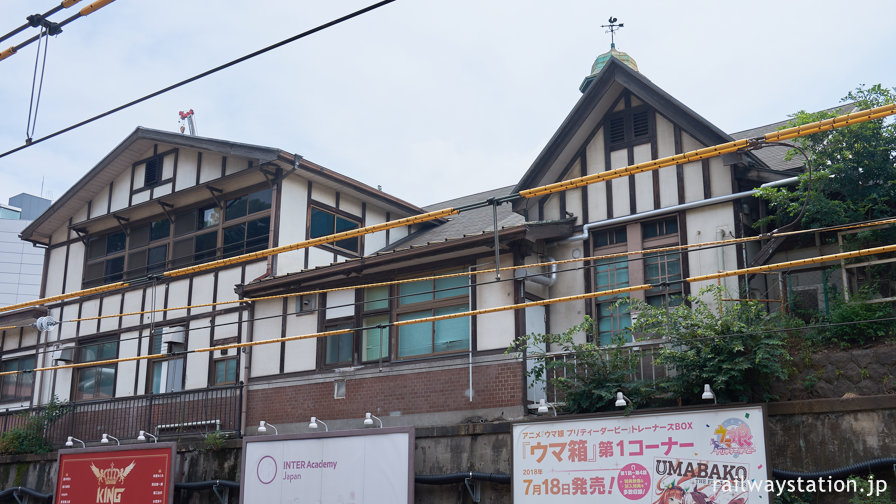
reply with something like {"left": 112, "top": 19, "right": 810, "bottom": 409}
{"left": 600, "top": 16, "right": 624, "bottom": 47}
{"left": 178, "top": 109, "right": 197, "bottom": 136}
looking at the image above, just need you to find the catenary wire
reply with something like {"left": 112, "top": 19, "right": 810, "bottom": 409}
{"left": 0, "top": 0, "right": 398, "bottom": 159}
{"left": 58, "top": 215, "right": 896, "bottom": 324}
{"left": 5, "top": 237, "right": 896, "bottom": 377}
{"left": 3, "top": 103, "right": 894, "bottom": 317}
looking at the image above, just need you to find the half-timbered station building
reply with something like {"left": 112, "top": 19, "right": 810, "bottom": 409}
{"left": 2, "top": 44, "right": 835, "bottom": 440}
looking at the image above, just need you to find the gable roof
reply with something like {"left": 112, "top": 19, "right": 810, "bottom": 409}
{"left": 21, "top": 127, "right": 427, "bottom": 244}
{"left": 513, "top": 58, "right": 737, "bottom": 197}
{"left": 729, "top": 103, "right": 857, "bottom": 172}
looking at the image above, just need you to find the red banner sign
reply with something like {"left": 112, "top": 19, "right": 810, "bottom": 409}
{"left": 56, "top": 444, "right": 175, "bottom": 504}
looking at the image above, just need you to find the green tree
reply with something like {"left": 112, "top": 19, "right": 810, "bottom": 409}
{"left": 508, "top": 317, "right": 659, "bottom": 414}
{"left": 756, "top": 84, "right": 896, "bottom": 230}
{"left": 0, "top": 397, "right": 71, "bottom": 455}
{"left": 630, "top": 287, "right": 798, "bottom": 403}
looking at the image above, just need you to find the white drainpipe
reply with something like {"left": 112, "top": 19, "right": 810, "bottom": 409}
{"left": 561, "top": 177, "right": 799, "bottom": 243}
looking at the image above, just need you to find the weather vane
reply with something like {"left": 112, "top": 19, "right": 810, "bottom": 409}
{"left": 600, "top": 17, "right": 624, "bottom": 46}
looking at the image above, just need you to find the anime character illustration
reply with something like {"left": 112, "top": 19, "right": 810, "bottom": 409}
{"left": 654, "top": 476, "right": 748, "bottom": 504}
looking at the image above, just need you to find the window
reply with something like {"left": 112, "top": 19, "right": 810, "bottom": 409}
{"left": 148, "top": 327, "right": 185, "bottom": 394}
{"left": 396, "top": 271, "right": 470, "bottom": 358}
{"left": 324, "top": 320, "right": 354, "bottom": 366}
{"left": 309, "top": 205, "right": 361, "bottom": 255}
{"left": 76, "top": 339, "right": 118, "bottom": 400}
{"left": 213, "top": 356, "right": 238, "bottom": 386}
{"left": 594, "top": 257, "right": 632, "bottom": 345}
{"left": 83, "top": 186, "right": 274, "bottom": 286}
{"left": 361, "top": 286, "right": 389, "bottom": 362}
{"left": 144, "top": 156, "right": 162, "bottom": 187}
{"left": 642, "top": 217, "right": 683, "bottom": 307}
{"left": 605, "top": 106, "right": 652, "bottom": 147}
{"left": 1, "top": 356, "right": 35, "bottom": 401}
{"left": 84, "top": 231, "right": 127, "bottom": 286}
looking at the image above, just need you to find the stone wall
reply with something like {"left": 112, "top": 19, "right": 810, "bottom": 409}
{"left": 4, "top": 398, "right": 896, "bottom": 503}
{"left": 771, "top": 343, "right": 896, "bottom": 401}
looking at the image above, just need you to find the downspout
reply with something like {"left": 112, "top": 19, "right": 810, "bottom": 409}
{"left": 240, "top": 301, "right": 254, "bottom": 437}
{"left": 520, "top": 258, "right": 557, "bottom": 287}
{"left": 561, "top": 177, "right": 800, "bottom": 243}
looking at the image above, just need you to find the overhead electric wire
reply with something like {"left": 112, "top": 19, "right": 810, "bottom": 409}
{"left": 51, "top": 214, "right": 896, "bottom": 325}
{"left": 0, "top": 0, "right": 107, "bottom": 63}
{"left": 0, "top": 104, "right": 893, "bottom": 323}
{"left": 9, "top": 235, "right": 896, "bottom": 375}
{"left": 0, "top": 1, "right": 74, "bottom": 44}
{"left": 0, "top": 0, "right": 398, "bottom": 158}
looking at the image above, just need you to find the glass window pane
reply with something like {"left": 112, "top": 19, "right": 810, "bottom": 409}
{"left": 364, "top": 285, "right": 389, "bottom": 311}
{"left": 433, "top": 305, "right": 469, "bottom": 352}
{"left": 172, "top": 238, "right": 193, "bottom": 267}
{"left": 335, "top": 216, "right": 359, "bottom": 233}
{"left": 194, "top": 231, "right": 218, "bottom": 261}
{"left": 248, "top": 188, "right": 272, "bottom": 214}
{"left": 435, "top": 274, "right": 468, "bottom": 299}
{"left": 130, "top": 224, "right": 150, "bottom": 248}
{"left": 200, "top": 207, "right": 220, "bottom": 229}
{"left": 101, "top": 341, "right": 118, "bottom": 360}
{"left": 87, "top": 236, "right": 106, "bottom": 259}
{"left": 97, "top": 366, "right": 115, "bottom": 397}
{"left": 105, "top": 256, "right": 124, "bottom": 282}
{"left": 150, "top": 219, "right": 170, "bottom": 241}
{"left": 325, "top": 332, "right": 353, "bottom": 364}
{"left": 309, "top": 208, "right": 334, "bottom": 238}
{"left": 147, "top": 245, "right": 167, "bottom": 273}
{"left": 223, "top": 223, "right": 245, "bottom": 257}
{"left": 397, "top": 311, "right": 431, "bottom": 357}
{"left": 362, "top": 314, "right": 389, "bottom": 361}
{"left": 152, "top": 362, "right": 163, "bottom": 394}
{"left": 174, "top": 209, "right": 197, "bottom": 236}
{"left": 225, "top": 358, "right": 237, "bottom": 381}
{"left": 245, "top": 217, "right": 270, "bottom": 252}
{"left": 78, "top": 369, "right": 95, "bottom": 397}
{"left": 106, "top": 232, "right": 126, "bottom": 254}
{"left": 399, "top": 280, "right": 431, "bottom": 305}
{"left": 225, "top": 195, "right": 248, "bottom": 221}
{"left": 127, "top": 250, "right": 147, "bottom": 278}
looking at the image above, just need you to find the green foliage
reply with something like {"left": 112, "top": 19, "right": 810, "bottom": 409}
{"left": 630, "top": 286, "right": 798, "bottom": 403}
{"left": 755, "top": 84, "right": 896, "bottom": 230}
{"left": 848, "top": 475, "right": 893, "bottom": 504}
{"left": 202, "top": 430, "right": 227, "bottom": 452}
{"left": 0, "top": 397, "right": 71, "bottom": 455}
{"left": 777, "top": 489, "right": 813, "bottom": 504}
{"left": 508, "top": 317, "right": 659, "bottom": 414}
{"left": 808, "top": 287, "right": 896, "bottom": 347}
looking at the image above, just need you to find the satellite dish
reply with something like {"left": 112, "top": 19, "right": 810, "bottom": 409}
{"left": 33, "top": 316, "right": 59, "bottom": 332}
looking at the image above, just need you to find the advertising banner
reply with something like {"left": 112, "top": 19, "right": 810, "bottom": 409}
{"left": 513, "top": 406, "right": 768, "bottom": 504}
{"left": 240, "top": 427, "right": 414, "bottom": 503}
{"left": 55, "top": 443, "right": 175, "bottom": 504}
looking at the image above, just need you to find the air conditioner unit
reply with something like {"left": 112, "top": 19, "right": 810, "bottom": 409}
{"left": 53, "top": 348, "right": 74, "bottom": 363}
{"left": 161, "top": 327, "right": 185, "bottom": 347}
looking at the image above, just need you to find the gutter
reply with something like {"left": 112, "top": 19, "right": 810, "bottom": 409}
{"left": 562, "top": 177, "right": 799, "bottom": 243}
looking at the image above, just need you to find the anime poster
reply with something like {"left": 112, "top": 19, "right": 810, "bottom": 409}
{"left": 512, "top": 406, "right": 768, "bottom": 503}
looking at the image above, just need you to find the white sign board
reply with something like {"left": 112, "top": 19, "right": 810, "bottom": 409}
{"left": 513, "top": 406, "right": 768, "bottom": 503}
{"left": 241, "top": 427, "right": 414, "bottom": 503}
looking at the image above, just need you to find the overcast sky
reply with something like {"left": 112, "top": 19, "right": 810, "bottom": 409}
{"left": 0, "top": 0, "right": 894, "bottom": 209}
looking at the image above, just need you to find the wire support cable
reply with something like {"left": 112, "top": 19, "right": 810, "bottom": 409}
{"left": 0, "top": 0, "right": 397, "bottom": 158}
{"left": 53, "top": 214, "right": 896, "bottom": 325}
{"left": 0, "top": 105, "right": 894, "bottom": 316}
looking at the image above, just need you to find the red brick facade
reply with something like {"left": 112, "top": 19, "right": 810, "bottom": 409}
{"left": 247, "top": 361, "right": 523, "bottom": 425}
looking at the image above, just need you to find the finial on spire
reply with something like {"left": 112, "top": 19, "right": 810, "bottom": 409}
{"left": 600, "top": 16, "right": 624, "bottom": 47}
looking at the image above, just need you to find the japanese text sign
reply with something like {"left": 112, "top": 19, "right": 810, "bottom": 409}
{"left": 513, "top": 406, "right": 768, "bottom": 503}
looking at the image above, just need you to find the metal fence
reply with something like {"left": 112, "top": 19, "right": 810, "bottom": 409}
{"left": 0, "top": 385, "right": 242, "bottom": 447}
{"left": 531, "top": 340, "right": 670, "bottom": 403}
